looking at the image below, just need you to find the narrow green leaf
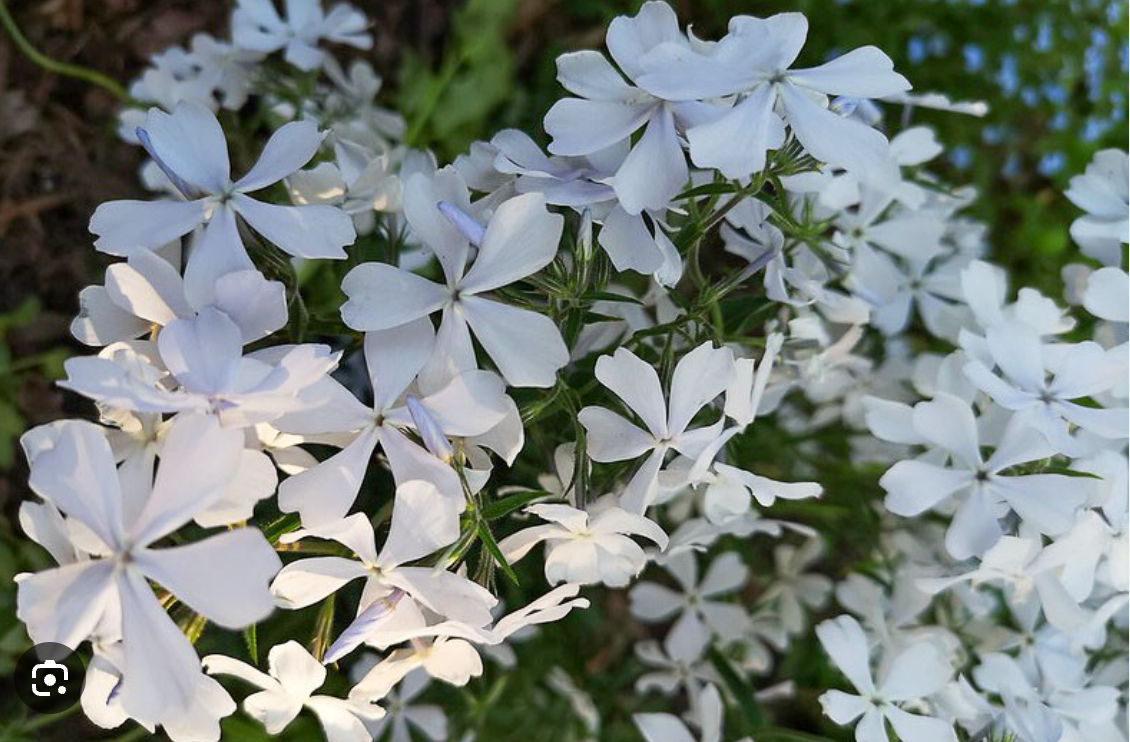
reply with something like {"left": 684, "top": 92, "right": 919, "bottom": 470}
{"left": 243, "top": 624, "right": 258, "bottom": 665}
{"left": 1039, "top": 466, "right": 1102, "bottom": 479}
{"left": 674, "top": 182, "right": 739, "bottom": 200}
{"left": 576, "top": 290, "right": 644, "bottom": 305}
{"left": 310, "top": 596, "right": 335, "bottom": 662}
{"left": 482, "top": 490, "right": 555, "bottom": 520}
{"left": 709, "top": 646, "right": 764, "bottom": 730}
{"left": 476, "top": 522, "right": 519, "bottom": 585}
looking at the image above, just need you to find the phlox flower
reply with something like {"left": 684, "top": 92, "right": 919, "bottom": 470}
{"left": 479, "top": 129, "right": 683, "bottom": 282}
{"left": 845, "top": 246, "right": 968, "bottom": 339}
{"left": 816, "top": 615, "right": 957, "bottom": 742}
{"left": 959, "top": 260, "right": 1076, "bottom": 339}
{"left": 1063, "top": 148, "right": 1128, "bottom": 266}
{"left": 90, "top": 102, "right": 356, "bottom": 305}
{"left": 72, "top": 249, "right": 286, "bottom": 347}
{"left": 722, "top": 201, "right": 871, "bottom": 326}
{"left": 918, "top": 535, "right": 1097, "bottom": 633}
{"left": 17, "top": 416, "right": 280, "bottom": 737}
{"left": 634, "top": 684, "right": 753, "bottom": 742}
{"left": 62, "top": 307, "right": 340, "bottom": 428}
{"left": 341, "top": 176, "right": 568, "bottom": 388}
{"left": 972, "top": 650, "right": 1123, "bottom": 742}
{"left": 759, "top": 538, "right": 833, "bottom": 635}
{"left": 268, "top": 498, "right": 497, "bottom": 662}
{"left": 360, "top": 670, "right": 447, "bottom": 742}
{"left": 232, "top": 0, "right": 372, "bottom": 71}
{"left": 629, "top": 550, "right": 751, "bottom": 646}
{"left": 633, "top": 12, "right": 911, "bottom": 178}
{"left": 962, "top": 322, "right": 1128, "bottom": 455}
{"left": 272, "top": 317, "right": 509, "bottom": 526}
{"left": 833, "top": 189, "right": 947, "bottom": 265}
{"left": 579, "top": 342, "right": 734, "bottom": 512}
{"left": 634, "top": 624, "right": 714, "bottom": 699}
{"left": 544, "top": 1, "right": 700, "bottom": 215}
{"left": 499, "top": 500, "right": 668, "bottom": 587}
{"left": 879, "top": 392, "right": 1088, "bottom": 559}
{"left": 345, "top": 584, "right": 591, "bottom": 699}
{"left": 1081, "top": 266, "right": 1130, "bottom": 324}
{"left": 203, "top": 641, "right": 385, "bottom": 742}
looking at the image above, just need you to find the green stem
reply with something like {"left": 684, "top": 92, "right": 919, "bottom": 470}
{"left": 0, "top": 0, "right": 130, "bottom": 101}
{"left": 15, "top": 702, "right": 80, "bottom": 733}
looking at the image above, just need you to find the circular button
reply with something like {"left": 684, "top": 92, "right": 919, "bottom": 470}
{"left": 14, "top": 642, "right": 86, "bottom": 714}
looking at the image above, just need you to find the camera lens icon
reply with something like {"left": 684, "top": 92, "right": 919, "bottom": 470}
{"left": 14, "top": 643, "right": 85, "bottom": 714}
{"left": 31, "top": 659, "right": 69, "bottom": 697}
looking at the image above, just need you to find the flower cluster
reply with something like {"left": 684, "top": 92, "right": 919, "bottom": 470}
{"left": 14, "top": 1, "right": 1128, "bottom": 741}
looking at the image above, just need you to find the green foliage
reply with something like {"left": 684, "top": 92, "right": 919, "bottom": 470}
{"left": 397, "top": 0, "right": 520, "bottom": 159}
{"left": 0, "top": 299, "right": 66, "bottom": 471}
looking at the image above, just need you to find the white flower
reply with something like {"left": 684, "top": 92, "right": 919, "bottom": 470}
{"left": 960, "top": 260, "right": 1076, "bottom": 338}
{"left": 346, "top": 584, "right": 591, "bottom": 700}
{"left": 634, "top": 12, "right": 911, "bottom": 177}
{"left": 846, "top": 246, "right": 967, "bottom": 338}
{"left": 634, "top": 684, "right": 750, "bottom": 742}
{"left": 484, "top": 128, "right": 682, "bottom": 282}
{"left": 972, "top": 650, "right": 1123, "bottom": 742}
{"left": 760, "top": 538, "right": 832, "bottom": 635}
{"left": 579, "top": 342, "right": 734, "bottom": 512}
{"left": 634, "top": 624, "right": 714, "bottom": 698}
{"left": 72, "top": 250, "right": 286, "bottom": 347}
{"left": 90, "top": 102, "right": 356, "bottom": 305}
{"left": 269, "top": 500, "right": 497, "bottom": 662}
{"left": 204, "top": 641, "right": 385, "bottom": 742}
{"left": 232, "top": 0, "right": 372, "bottom": 71}
{"left": 878, "top": 393, "right": 1088, "bottom": 558}
{"left": 1063, "top": 148, "right": 1128, "bottom": 266}
{"left": 962, "top": 322, "right": 1128, "bottom": 455}
{"left": 341, "top": 180, "right": 568, "bottom": 387}
{"left": 499, "top": 501, "right": 668, "bottom": 587}
{"left": 348, "top": 637, "right": 485, "bottom": 701}
{"left": 363, "top": 670, "right": 447, "bottom": 742}
{"left": 629, "top": 550, "right": 751, "bottom": 645}
{"left": 918, "top": 535, "right": 1095, "bottom": 632}
{"left": 16, "top": 416, "right": 279, "bottom": 735}
{"left": 62, "top": 307, "right": 340, "bottom": 428}
{"left": 273, "top": 317, "right": 509, "bottom": 526}
{"left": 816, "top": 615, "right": 957, "bottom": 742}
{"left": 835, "top": 190, "right": 947, "bottom": 264}
{"left": 1081, "top": 266, "right": 1129, "bottom": 323}
{"left": 544, "top": 1, "right": 696, "bottom": 215}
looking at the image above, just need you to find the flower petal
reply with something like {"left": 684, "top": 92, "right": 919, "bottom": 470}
{"left": 134, "top": 528, "right": 280, "bottom": 628}
{"left": 236, "top": 119, "right": 322, "bottom": 192}
{"left": 232, "top": 193, "right": 355, "bottom": 259}
{"left": 340, "top": 263, "right": 448, "bottom": 332}
{"left": 613, "top": 105, "right": 687, "bottom": 215}
{"left": 459, "top": 193, "right": 563, "bottom": 295}
{"left": 459, "top": 296, "right": 568, "bottom": 388}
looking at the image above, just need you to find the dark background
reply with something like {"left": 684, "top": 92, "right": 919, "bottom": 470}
{"left": 0, "top": 0, "right": 1126, "bottom": 739}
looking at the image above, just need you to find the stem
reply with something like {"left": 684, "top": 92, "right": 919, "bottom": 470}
{"left": 15, "top": 702, "right": 80, "bottom": 733}
{"left": 0, "top": 0, "right": 130, "bottom": 101}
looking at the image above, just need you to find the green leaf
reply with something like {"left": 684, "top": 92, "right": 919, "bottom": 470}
{"left": 708, "top": 646, "right": 764, "bottom": 730}
{"left": 674, "top": 181, "right": 739, "bottom": 201}
{"left": 1039, "top": 466, "right": 1102, "bottom": 479}
{"left": 756, "top": 731, "right": 842, "bottom": 742}
{"left": 243, "top": 624, "right": 258, "bottom": 665}
{"left": 476, "top": 522, "right": 519, "bottom": 585}
{"left": 482, "top": 490, "right": 556, "bottom": 520}
{"left": 576, "top": 290, "right": 644, "bottom": 305}
{"left": 309, "top": 596, "right": 336, "bottom": 662}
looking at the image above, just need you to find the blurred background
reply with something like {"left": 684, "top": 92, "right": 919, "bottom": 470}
{"left": 0, "top": 0, "right": 1126, "bottom": 739}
